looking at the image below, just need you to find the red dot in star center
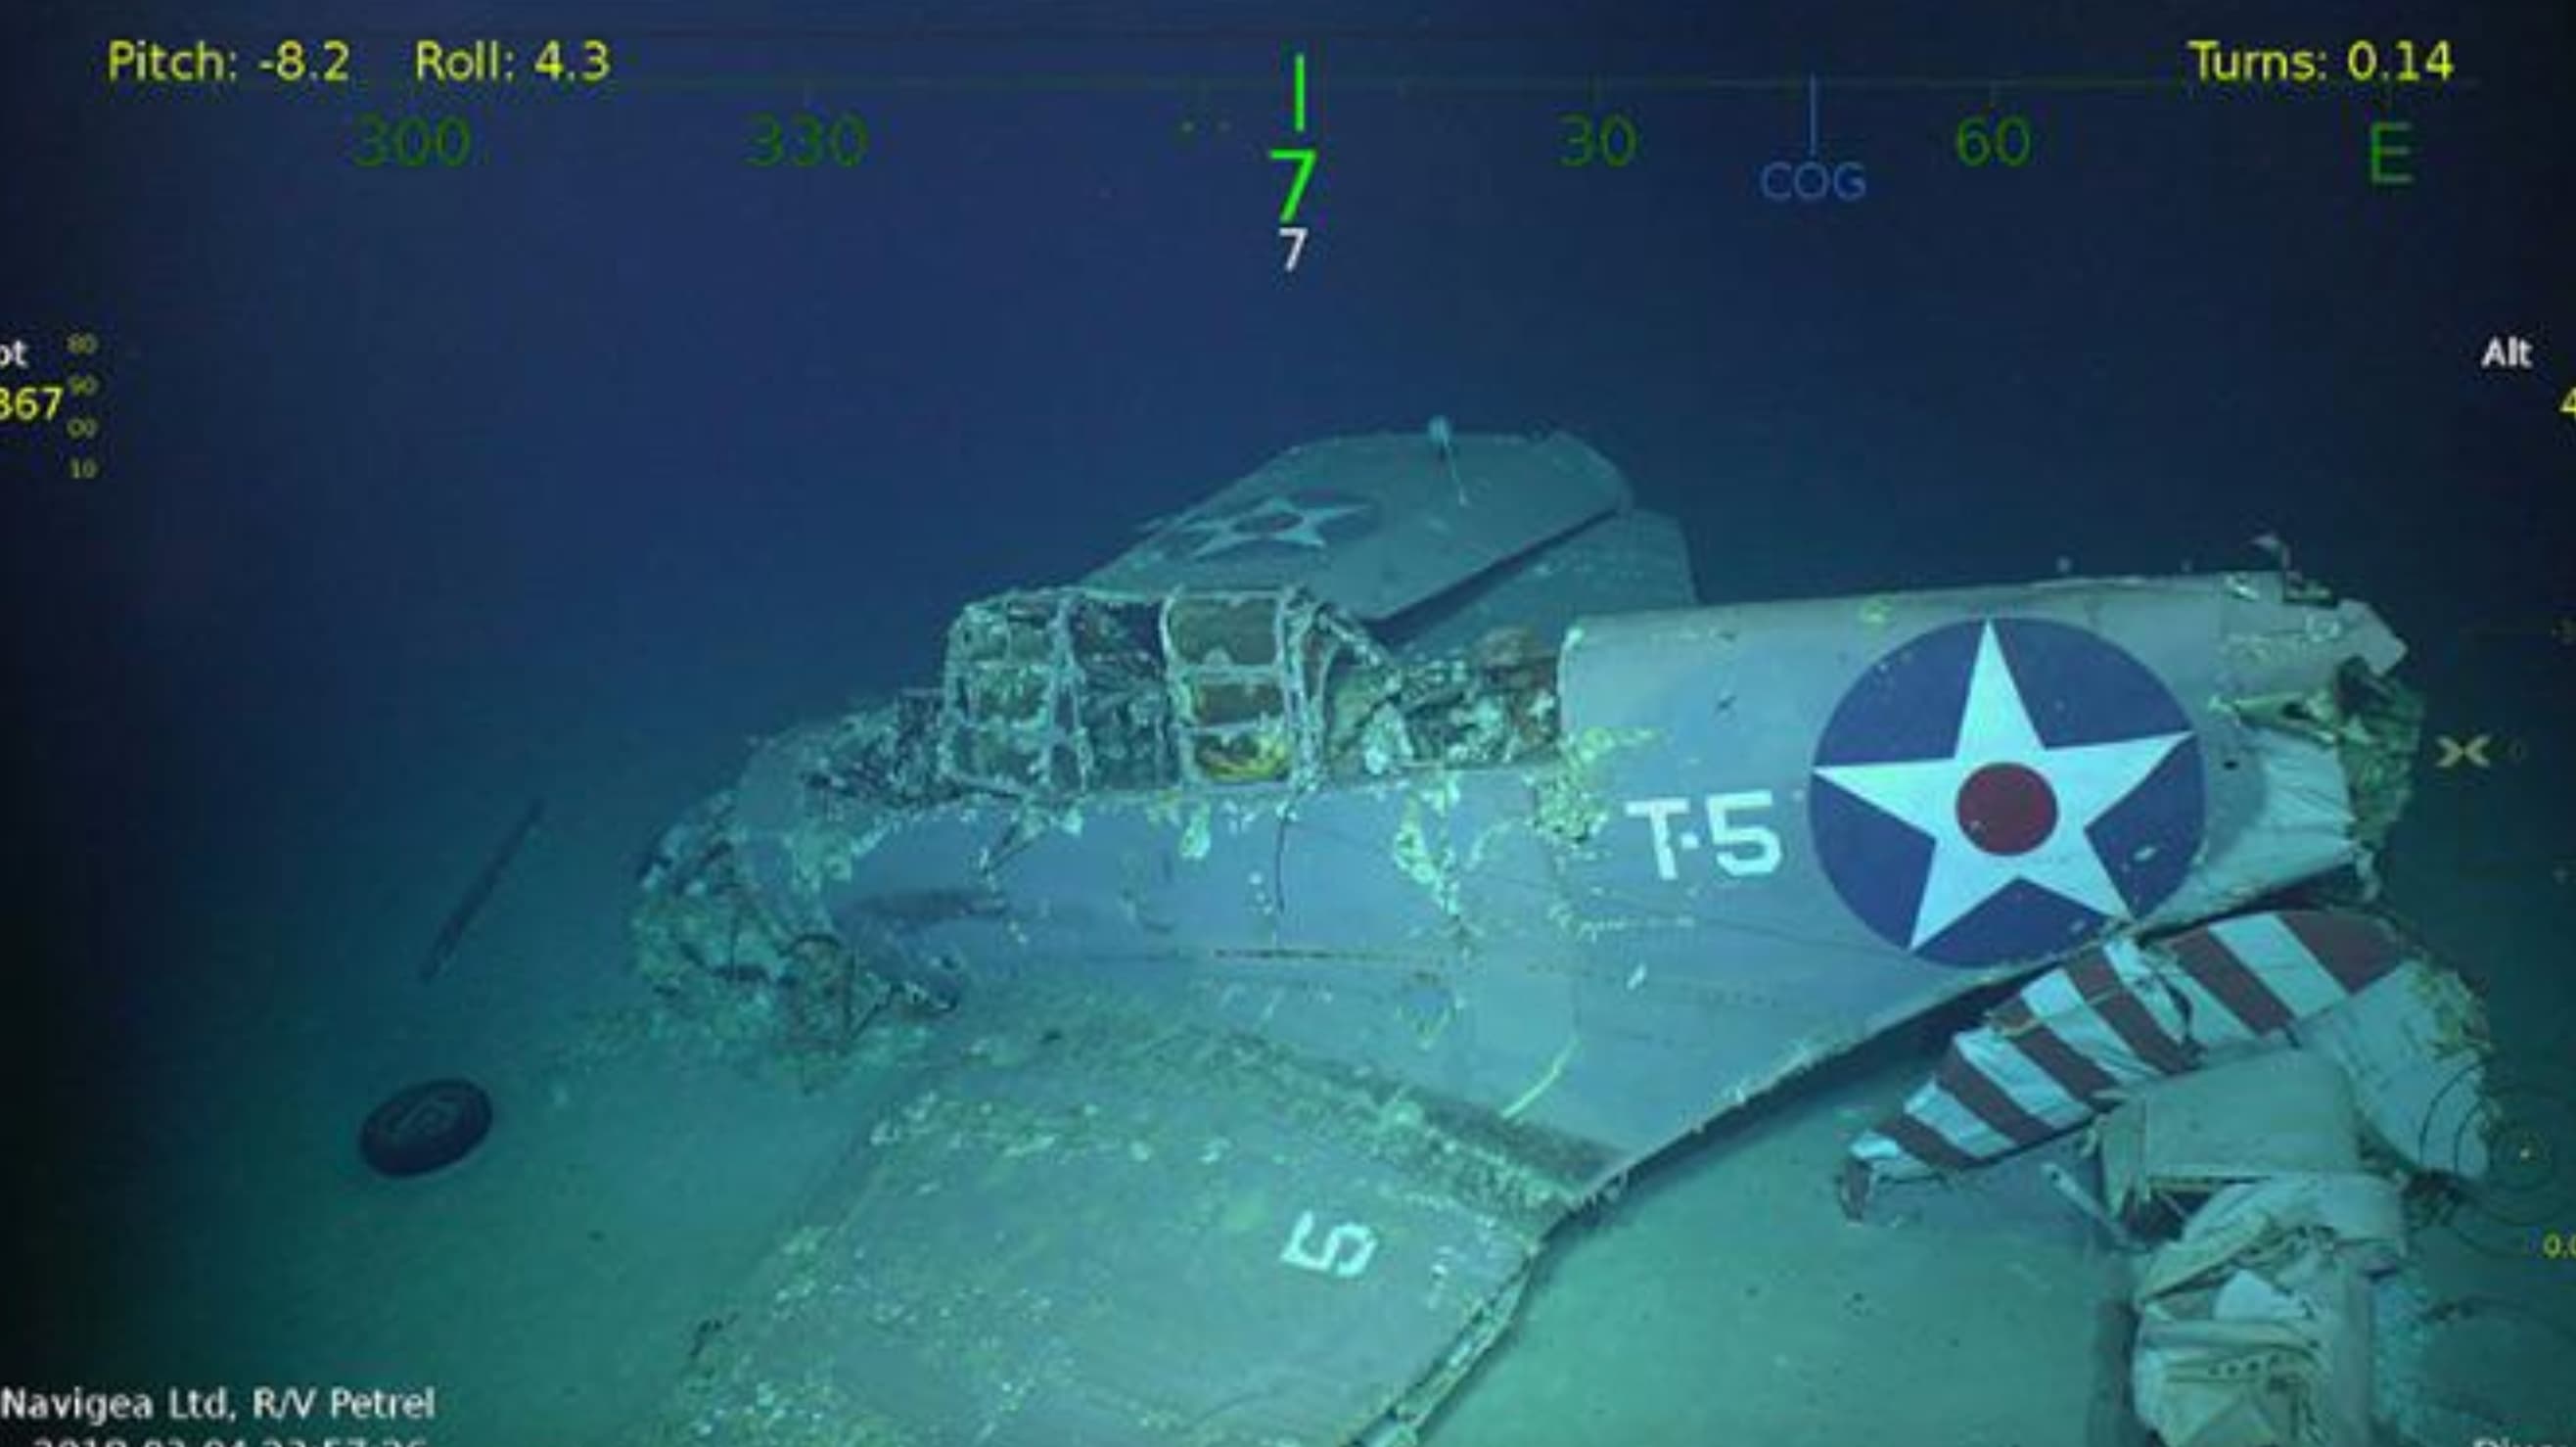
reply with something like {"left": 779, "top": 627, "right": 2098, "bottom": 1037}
{"left": 1956, "top": 762, "right": 2058, "bottom": 856}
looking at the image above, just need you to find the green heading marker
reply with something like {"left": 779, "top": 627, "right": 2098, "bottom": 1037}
{"left": 1269, "top": 147, "right": 1316, "bottom": 223}
{"left": 1292, "top": 50, "right": 1308, "bottom": 134}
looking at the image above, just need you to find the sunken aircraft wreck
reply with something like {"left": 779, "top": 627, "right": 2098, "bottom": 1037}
{"left": 627, "top": 427, "right": 2483, "bottom": 1446}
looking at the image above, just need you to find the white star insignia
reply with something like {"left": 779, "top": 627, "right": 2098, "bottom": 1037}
{"left": 1815, "top": 622, "right": 2190, "bottom": 950}
{"left": 1169, "top": 493, "right": 1370, "bottom": 559}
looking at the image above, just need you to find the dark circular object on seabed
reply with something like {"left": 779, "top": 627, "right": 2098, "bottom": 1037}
{"left": 359, "top": 1078, "right": 493, "bottom": 1178}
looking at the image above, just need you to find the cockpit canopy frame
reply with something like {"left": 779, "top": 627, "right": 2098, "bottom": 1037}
{"left": 935, "top": 585, "right": 1387, "bottom": 800}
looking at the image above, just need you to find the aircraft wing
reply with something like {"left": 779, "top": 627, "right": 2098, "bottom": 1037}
{"left": 656, "top": 973, "right": 1563, "bottom": 1447}
{"left": 1379, "top": 507, "right": 1698, "bottom": 658}
{"left": 1085, "top": 430, "right": 1640, "bottom": 624}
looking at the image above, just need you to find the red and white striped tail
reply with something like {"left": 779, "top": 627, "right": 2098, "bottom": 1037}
{"left": 1845, "top": 909, "right": 2409, "bottom": 1196}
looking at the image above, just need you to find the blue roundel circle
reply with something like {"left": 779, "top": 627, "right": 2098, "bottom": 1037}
{"left": 1807, "top": 618, "right": 2205, "bottom": 967}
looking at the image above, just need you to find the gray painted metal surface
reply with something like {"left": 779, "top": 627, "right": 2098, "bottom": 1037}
{"left": 1383, "top": 508, "right": 1698, "bottom": 659}
{"left": 630, "top": 434, "right": 2419, "bottom": 1445}
{"left": 1085, "top": 431, "right": 1630, "bottom": 621}
{"left": 660, "top": 976, "right": 1565, "bottom": 1446}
